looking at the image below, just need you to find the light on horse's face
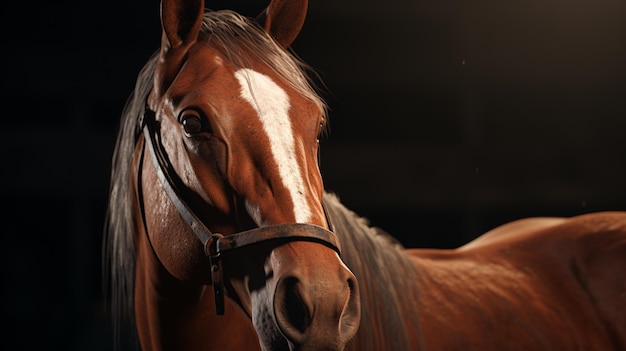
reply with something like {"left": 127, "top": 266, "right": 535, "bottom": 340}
{"left": 234, "top": 68, "right": 313, "bottom": 226}
{"left": 155, "top": 49, "right": 325, "bottom": 229}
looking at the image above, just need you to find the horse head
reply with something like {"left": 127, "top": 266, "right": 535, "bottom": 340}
{"left": 141, "top": 0, "right": 360, "bottom": 349}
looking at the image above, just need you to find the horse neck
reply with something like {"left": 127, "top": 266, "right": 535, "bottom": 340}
{"left": 323, "top": 193, "right": 426, "bottom": 350}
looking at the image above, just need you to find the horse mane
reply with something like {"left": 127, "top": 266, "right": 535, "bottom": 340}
{"left": 201, "top": 10, "right": 328, "bottom": 124}
{"left": 103, "top": 48, "right": 156, "bottom": 349}
{"left": 322, "top": 192, "right": 425, "bottom": 351}
{"left": 104, "top": 9, "right": 329, "bottom": 349}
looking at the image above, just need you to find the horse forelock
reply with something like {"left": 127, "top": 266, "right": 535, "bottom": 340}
{"left": 322, "top": 192, "right": 425, "bottom": 351}
{"left": 200, "top": 10, "right": 328, "bottom": 128}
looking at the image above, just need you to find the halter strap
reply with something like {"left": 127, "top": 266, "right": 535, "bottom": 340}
{"left": 140, "top": 107, "right": 340, "bottom": 314}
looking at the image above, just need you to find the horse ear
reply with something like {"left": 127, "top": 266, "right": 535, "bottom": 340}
{"left": 256, "top": 0, "right": 308, "bottom": 48}
{"left": 151, "top": 0, "right": 205, "bottom": 104}
{"left": 160, "top": 0, "right": 204, "bottom": 50}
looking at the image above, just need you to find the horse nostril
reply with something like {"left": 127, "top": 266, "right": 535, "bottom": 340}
{"left": 272, "top": 267, "right": 361, "bottom": 350}
{"left": 276, "top": 277, "right": 311, "bottom": 337}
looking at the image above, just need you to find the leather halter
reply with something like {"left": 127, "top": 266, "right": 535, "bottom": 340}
{"left": 139, "top": 107, "right": 340, "bottom": 314}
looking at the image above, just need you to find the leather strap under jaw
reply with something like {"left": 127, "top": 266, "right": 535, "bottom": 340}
{"left": 141, "top": 107, "right": 340, "bottom": 314}
{"left": 204, "top": 223, "right": 340, "bottom": 315}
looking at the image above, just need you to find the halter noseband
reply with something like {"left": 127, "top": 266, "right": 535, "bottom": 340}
{"left": 139, "top": 107, "right": 340, "bottom": 315}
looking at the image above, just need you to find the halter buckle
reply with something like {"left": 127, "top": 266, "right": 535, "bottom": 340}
{"left": 206, "top": 234, "right": 226, "bottom": 315}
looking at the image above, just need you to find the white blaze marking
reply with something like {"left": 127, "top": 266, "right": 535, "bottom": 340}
{"left": 234, "top": 68, "right": 312, "bottom": 224}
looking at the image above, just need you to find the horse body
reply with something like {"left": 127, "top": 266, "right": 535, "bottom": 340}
{"left": 411, "top": 212, "right": 626, "bottom": 350}
{"left": 324, "top": 193, "right": 626, "bottom": 350}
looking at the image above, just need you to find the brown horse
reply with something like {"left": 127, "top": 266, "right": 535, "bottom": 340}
{"left": 104, "top": 0, "right": 626, "bottom": 350}
{"left": 105, "top": 1, "right": 358, "bottom": 350}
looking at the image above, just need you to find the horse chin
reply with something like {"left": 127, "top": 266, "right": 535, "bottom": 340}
{"left": 251, "top": 287, "right": 291, "bottom": 351}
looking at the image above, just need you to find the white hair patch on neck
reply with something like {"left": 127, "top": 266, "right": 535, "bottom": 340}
{"left": 234, "top": 68, "right": 312, "bottom": 224}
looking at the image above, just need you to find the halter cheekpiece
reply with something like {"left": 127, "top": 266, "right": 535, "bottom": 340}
{"left": 139, "top": 106, "right": 341, "bottom": 315}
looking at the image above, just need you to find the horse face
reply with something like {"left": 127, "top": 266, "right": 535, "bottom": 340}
{"left": 143, "top": 1, "right": 360, "bottom": 349}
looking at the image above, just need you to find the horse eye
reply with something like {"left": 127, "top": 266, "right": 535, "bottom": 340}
{"left": 180, "top": 110, "right": 204, "bottom": 134}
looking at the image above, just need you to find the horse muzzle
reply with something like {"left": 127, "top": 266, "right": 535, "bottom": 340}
{"left": 260, "top": 240, "right": 361, "bottom": 351}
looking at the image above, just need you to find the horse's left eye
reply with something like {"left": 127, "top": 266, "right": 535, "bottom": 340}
{"left": 180, "top": 110, "right": 204, "bottom": 134}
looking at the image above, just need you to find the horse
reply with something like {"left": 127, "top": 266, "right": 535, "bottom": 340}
{"left": 105, "top": 1, "right": 358, "bottom": 350}
{"left": 104, "top": 0, "right": 626, "bottom": 350}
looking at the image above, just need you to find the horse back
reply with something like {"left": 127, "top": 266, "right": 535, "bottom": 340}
{"left": 408, "top": 211, "right": 626, "bottom": 350}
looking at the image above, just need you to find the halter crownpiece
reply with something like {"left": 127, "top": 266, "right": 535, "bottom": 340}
{"left": 140, "top": 106, "right": 340, "bottom": 314}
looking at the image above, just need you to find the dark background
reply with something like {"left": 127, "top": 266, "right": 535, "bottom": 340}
{"left": 1, "top": 0, "right": 625, "bottom": 349}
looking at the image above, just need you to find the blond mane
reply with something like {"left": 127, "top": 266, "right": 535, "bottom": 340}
{"left": 201, "top": 10, "right": 328, "bottom": 123}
